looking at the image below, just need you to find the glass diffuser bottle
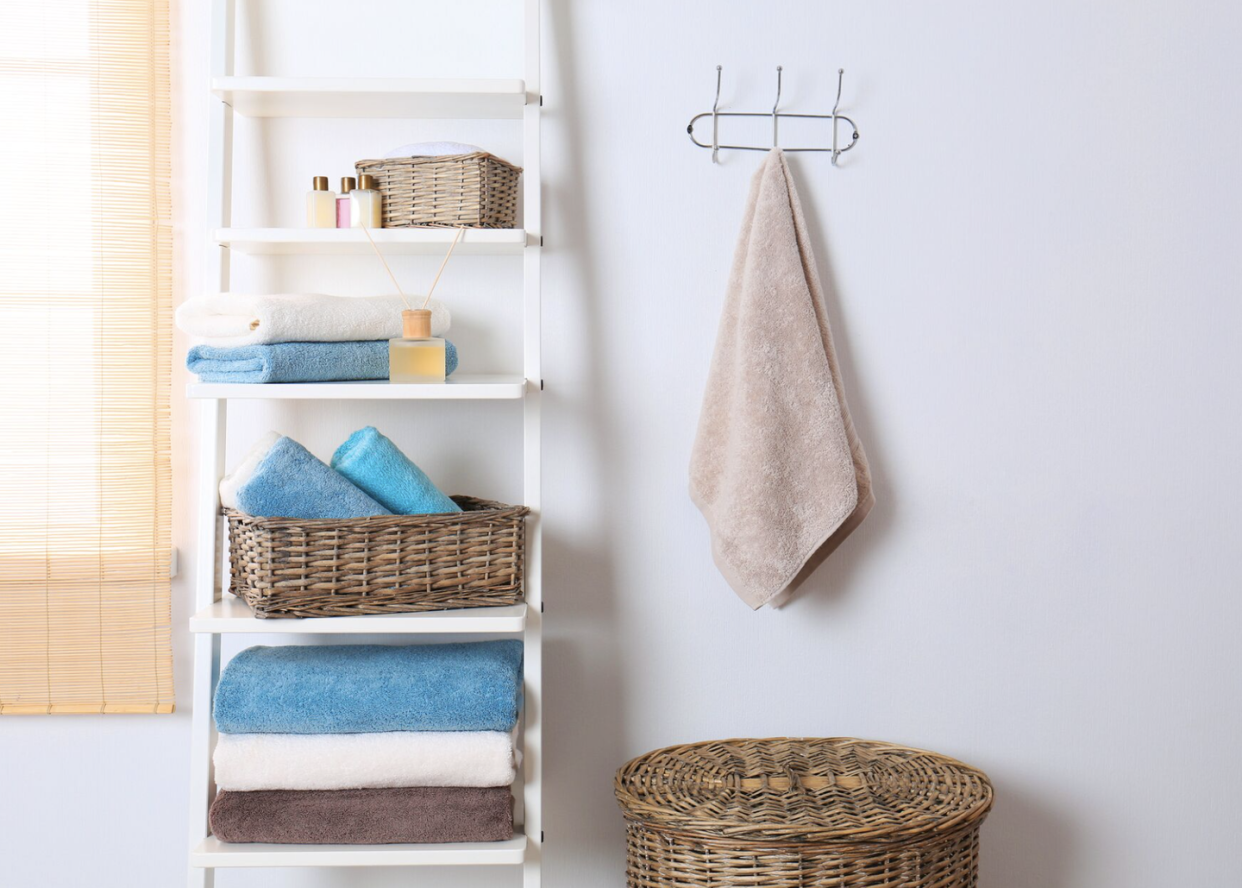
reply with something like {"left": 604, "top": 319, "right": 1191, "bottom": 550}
{"left": 389, "top": 308, "right": 446, "bottom": 383}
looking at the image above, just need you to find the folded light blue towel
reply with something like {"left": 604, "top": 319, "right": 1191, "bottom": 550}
{"left": 331, "top": 427, "right": 461, "bottom": 515}
{"left": 213, "top": 640, "right": 523, "bottom": 734}
{"left": 188, "top": 340, "right": 458, "bottom": 384}
{"left": 235, "top": 436, "right": 391, "bottom": 519}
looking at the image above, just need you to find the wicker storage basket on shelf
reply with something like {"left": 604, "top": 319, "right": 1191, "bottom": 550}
{"left": 615, "top": 737, "right": 993, "bottom": 888}
{"left": 355, "top": 152, "right": 522, "bottom": 229}
{"left": 224, "top": 496, "right": 529, "bottom": 618}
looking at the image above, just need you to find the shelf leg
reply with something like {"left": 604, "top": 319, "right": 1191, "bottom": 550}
{"left": 523, "top": 3, "right": 542, "bottom": 888}
{"left": 187, "top": 399, "right": 225, "bottom": 885}
{"left": 190, "top": 0, "right": 233, "bottom": 878}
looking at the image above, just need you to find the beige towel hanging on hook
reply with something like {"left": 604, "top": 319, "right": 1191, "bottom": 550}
{"left": 690, "top": 149, "right": 873, "bottom": 609}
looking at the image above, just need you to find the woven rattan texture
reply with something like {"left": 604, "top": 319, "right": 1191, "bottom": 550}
{"left": 616, "top": 738, "right": 992, "bottom": 888}
{"left": 224, "top": 496, "right": 529, "bottom": 618}
{"left": 356, "top": 152, "right": 522, "bottom": 229}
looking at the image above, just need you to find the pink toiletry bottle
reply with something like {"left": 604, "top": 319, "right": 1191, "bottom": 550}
{"left": 336, "top": 176, "right": 356, "bottom": 228}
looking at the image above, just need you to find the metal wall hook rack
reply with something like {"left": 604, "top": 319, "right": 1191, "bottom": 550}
{"left": 687, "top": 65, "right": 860, "bottom": 165}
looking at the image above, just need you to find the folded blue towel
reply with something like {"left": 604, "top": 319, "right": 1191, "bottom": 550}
{"left": 213, "top": 640, "right": 523, "bottom": 734}
{"left": 331, "top": 427, "right": 461, "bottom": 515}
{"left": 188, "top": 340, "right": 458, "bottom": 384}
{"left": 235, "top": 436, "right": 391, "bottom": 519}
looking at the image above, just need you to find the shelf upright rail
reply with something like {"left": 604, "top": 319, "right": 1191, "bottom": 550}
{"left": 521, "top": 4, "right": 543, "bottom": 888}
{"left": 188, "top": 0, "right": 235, "bottom": 885}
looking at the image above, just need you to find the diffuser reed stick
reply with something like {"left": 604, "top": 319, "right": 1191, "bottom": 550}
{"left": 360, "top": 224, "right": 466, "bottom": 310}
{"left": 423, "top": 227, "right": 465, "bottom": 309}
{"left": 360, "top": 223, "right": 409, "bottom": 309}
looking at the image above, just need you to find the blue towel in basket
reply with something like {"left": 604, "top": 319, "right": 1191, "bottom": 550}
{"left": 187, "top": 340, "right": 458, "bottom": 384}
{"left": 331, "top": 426, "right": 461, "bottom": 515}
{"left": 235, "top": 436, "right": 390, "bottom": 519}
{"left": 213, "top": 640, "right": 524, "bottom": 734}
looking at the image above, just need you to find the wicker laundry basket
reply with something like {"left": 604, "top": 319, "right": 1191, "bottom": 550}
{"left": 615, "top": 737, "right": 993, "bottom": 888}
{"left": 224, "top": 496, "right": 529, "bottom": 618}
{"left": 355, "top": 152, "right": 522, "bottom": 229}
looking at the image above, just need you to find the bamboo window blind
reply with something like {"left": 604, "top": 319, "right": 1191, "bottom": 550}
{"left": 0, "top": 1, "right": 173, "bottom": 714}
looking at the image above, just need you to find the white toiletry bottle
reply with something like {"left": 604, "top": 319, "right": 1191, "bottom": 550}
{"left": 306, "top": 176, "right": 336, "bottom": 227}
{"left": 351, "top": 173, "right": 383, "bottom": 229}
{"left": 336, "top": 177, "right": 356, "bottom": 228}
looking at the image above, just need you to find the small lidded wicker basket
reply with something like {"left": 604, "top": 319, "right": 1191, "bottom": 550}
{"left": 615, "top": 737, "right": 993, "bottom": 888}
{"left": 355, "top": 152, "right": 522, "bottom": 229}
{"left": 224, "top": 496, "right": 529, "bottom": 618}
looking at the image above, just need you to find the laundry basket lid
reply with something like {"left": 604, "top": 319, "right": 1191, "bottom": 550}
{"left": 614, "top": 737, "right": 993, "bottom": 844}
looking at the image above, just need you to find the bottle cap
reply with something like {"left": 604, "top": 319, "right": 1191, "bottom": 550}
{"left": 340, "top": 176, "right": 356, "bottom": 194}
{"left": 402, "top": 309, "right": 432, "bottom": 339}
{"left": 358, "top": 174, "right": 378, "bottom": 190}
{"left": 312, "top": 176, "right": 329, "bottom": 190}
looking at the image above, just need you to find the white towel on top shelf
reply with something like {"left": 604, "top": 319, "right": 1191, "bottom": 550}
{"left": 175, "top": 293, "right": 450, "bottom": 348}
{"left": 384, "top": 141, "right": 484, "bottom": 158}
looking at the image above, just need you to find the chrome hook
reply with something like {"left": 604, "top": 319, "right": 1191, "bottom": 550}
{"left": 831, "top": 68, "right": 858, "bottom": 166}
{"left": 772, "top": 66, "right": 783, "bottom": 148}
{"left": 712, "top": 65, "right": 722, "bottom": 164}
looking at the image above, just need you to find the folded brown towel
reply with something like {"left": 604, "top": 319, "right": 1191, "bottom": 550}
{"left": 210, "top": 786, "right": 513, "bottom": 844}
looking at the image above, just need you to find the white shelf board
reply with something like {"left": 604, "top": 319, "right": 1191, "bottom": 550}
{"left": 190, "top": 598, "right": 527, "bottom": 634}
{"left": 191, "top": 835, "right": 528, "bottom": 868}
{"left": 186, "top": 375, "right": 527, "bottom": 400}
{"left": 212, "top": 76, "right": 527, "bottom": 119}
{"left": 216, "top": 228, "right": 529, "bottom": 255}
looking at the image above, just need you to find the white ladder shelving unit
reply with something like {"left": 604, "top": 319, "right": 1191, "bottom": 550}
{"left": 186, "top": 2, "right": 542, "bottom": 885}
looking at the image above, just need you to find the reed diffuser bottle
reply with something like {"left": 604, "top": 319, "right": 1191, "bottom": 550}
{"left": 389, "top": 309, "right": 446, "bottom": 383}
{"left": 363, "top": 224, "right": 463, "bottom": 385}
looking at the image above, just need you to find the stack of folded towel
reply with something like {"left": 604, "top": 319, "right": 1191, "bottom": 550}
{"left": 222, "top": 426, "right": 460, "bottom": 518}
{"left": 176, "top": 293, "right": 458, "bottom": 383}
{"left": 210, "top": 640, "right": 523, "bottom": 845}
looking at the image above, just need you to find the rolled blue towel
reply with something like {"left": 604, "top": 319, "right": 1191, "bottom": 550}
{"left": 331, "top": 427, "right": 461, "bottom": 515}
{"left": 213, "top": 640, "right": 524, "bottom": 734}
{"left": 188, "top": 340, "right": 458, "bottom": 384}
{"left": 235, "top": 436, "right": 390, "bottom": 519}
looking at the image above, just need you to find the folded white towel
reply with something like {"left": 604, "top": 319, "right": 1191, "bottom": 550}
{"left": 212, "top": 731, "right": 517, "bottom": 791}
{"left": 219, "top": 431, "right": 280, "bottom": 511}
{"left": 175, "top": 294, "right": 450, "bottom": 348}
{"left": 384, "top": 141, "right": 484, "bottom": 159}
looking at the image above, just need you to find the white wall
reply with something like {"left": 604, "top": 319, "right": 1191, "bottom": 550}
{"left": 4, "top": 1, "right": 1241, "bottom": 886}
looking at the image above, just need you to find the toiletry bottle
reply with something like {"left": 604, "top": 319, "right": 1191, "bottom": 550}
{"left": 306, "top": 176, "right": 336, "bottom": 227}
{"left": 336, "top": 176, "right": 356, "bottom": 228}
{"left": 389, "top": 309, "right": 446, "bottom": 383}
{"left": 350, "top": 173, "right": 383, "bottom": 229}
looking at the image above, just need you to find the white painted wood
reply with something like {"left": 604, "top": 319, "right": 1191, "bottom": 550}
{"left": 521, "top": 4, "right": 543, "bottom": 888}
{"left": 190, "top": 835, "right": 528, "bottom": 868}
{"left": 212, "top": 76, "right": 527, "bottom": 119}
{"left": 190, "top": 599, "right": 527, "bottom": 634}
{"left": 187, "top": 399, "right": 227, "bottom": 888}
{"left": 187, "top": 375, "right": 527, "bottom": 401}
{"left": 188, "top": 2, "right": 235, "bottom": 885}
{"left": 215, "top": 227, "right": 528, "bottom": 255}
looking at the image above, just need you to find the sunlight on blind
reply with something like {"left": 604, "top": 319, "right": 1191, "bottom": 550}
{"left": 0, "top": 1, "right": 173, "bottom": 714}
